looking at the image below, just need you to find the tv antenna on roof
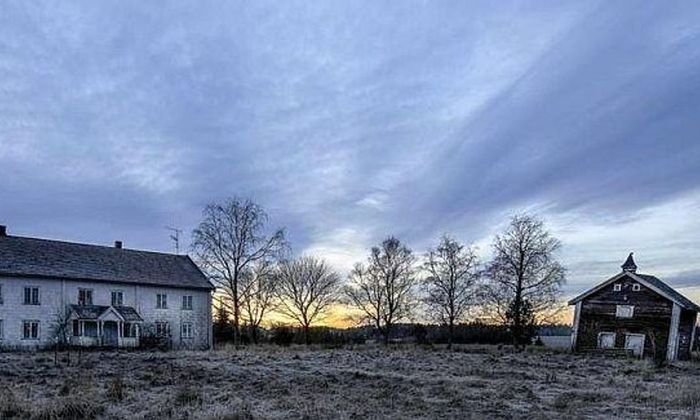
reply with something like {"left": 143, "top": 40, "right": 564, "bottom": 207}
{"left": 165, "top": 226, "right": 183, "bottom": 254}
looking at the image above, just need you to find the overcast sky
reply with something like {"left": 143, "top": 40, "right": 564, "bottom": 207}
{"left": 2, "top": 1, "right": 700, "bottom": 300}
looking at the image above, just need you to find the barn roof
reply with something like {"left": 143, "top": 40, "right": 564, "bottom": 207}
{"left": 568, "top": 271, "right": 700, "bottom": 312}
{"left": 0, "top": 233, "right": 213, "bottom": 290}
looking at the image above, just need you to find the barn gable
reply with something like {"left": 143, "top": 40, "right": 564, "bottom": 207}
{"left": 569, "top": 253, "right": 699, "bottom": 361}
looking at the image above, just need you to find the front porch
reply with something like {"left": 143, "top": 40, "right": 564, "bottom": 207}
{"left": 67, "top": 305, "right": 143, "bottom": 348}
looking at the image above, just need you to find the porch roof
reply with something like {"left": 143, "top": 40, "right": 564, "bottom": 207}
{"left": 68, "top": 304, "right": 143, "bottom": 322}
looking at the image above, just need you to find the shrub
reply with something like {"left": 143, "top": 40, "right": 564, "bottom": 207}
{"left": 0, "top": 387, "right": 27, "bottom": 418}
{"left": 174, "top": 386, "right": 202, "bottom": 407}
{"left": 32, "top": 398, "right": 104, "bottom": 420}
{"left": 106, "top": 376, "right": 125, "bottom": 402}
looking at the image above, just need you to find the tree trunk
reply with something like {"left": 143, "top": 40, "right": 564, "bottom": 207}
{"left": 513, "top": 286, "right": 523, "bottom": 351}
{"left": 232, "top": 272, "right": 240, "bottom": 346}
{"left": 447, "top": 322, "right": 454, "bottom": 350}
{"left": 304, "top": 325, "right": 310, "bottom": 345}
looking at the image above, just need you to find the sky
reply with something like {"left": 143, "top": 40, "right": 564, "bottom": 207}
{"left": 2, "top": 1, "right": 700, "bottom": 306}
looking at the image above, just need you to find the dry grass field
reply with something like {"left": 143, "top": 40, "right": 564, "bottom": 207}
{"left": 1, "top": 345, "right": 700, "bottom": 419}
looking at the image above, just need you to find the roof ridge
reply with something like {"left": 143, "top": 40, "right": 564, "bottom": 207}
{"left": 2, "top": 234, "right": 189, "bottom": 258}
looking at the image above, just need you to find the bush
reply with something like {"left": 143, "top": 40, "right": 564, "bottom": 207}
{"left": 106, "top": 376, "right": 125, "bottom": 402}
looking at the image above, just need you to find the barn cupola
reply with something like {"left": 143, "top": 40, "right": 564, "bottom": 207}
{"left": 621, "top": 252, "right": 637, "bottom": 273}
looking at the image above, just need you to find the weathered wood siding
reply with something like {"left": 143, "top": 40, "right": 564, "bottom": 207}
{"left": 678, "top": 309, "right": 697, "bottom": 360}
{"left": 576, "top": 274, "right": 673, "bottom": 358}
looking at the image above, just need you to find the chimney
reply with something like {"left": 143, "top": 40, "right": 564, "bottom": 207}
{"left": 0, "top": 225, "right": 6, "bottom": 237}
{"left": 114, "top": 241, "right": 123, "bottom": 249}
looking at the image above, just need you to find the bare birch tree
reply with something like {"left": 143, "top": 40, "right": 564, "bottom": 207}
{"left": 484, "top": 214, "right": 565, "bottom": 348}
{"left": 345, "top": 236, "right": 416, "bottom": 345}
{"left": 240, "top": 258, "right": 278, "bottom": 344}
{"left": 275, "top": 256, "right": 340, "bottom": 344}
{"left": 191, "top": 198, "right": 286, "bottom": 345}
{"left": 422, "top": 235, "right": 481, "bottom": 348}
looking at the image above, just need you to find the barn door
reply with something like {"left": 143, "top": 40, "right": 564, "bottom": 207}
{"left": 624, "top": 333, "right": 645, "bottom": 357}
{"left": 598, "top": 332, "right": 615, "bottom": 349}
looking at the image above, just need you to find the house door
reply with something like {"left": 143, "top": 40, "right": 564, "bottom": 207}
{"left": 625, "top": 334, "right": 645, "bottom": 357}
{"left": 103, "top": 321, "right": 118, "bottom": 346}
{"left": 598, "top": 332, "right": 615, "bottom": 349}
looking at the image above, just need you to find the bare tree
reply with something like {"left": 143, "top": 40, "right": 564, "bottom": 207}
{"left": 422, "top": 235, "right": 481, "bottom": 349}
{"left": 49, "top": 305, "right": 72, "bottom": 366}
{"left": 484, "top": 214, "right": 565, "bottom": 348}
{"left": 191, "top": 197, "right": 286, "bottom": 345}
{"left": 345, "top": 236, "right": 416, "bottom": 345}
{"left": 275, "top": 256, "right": 340, "bottom": 344}
{"left": 240, "top": 258, "right": 278, "bottom": 344}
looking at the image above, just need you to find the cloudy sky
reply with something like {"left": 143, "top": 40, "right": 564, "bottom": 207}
{"left": 1, "top": 1, "right": 700, "bottom": 302}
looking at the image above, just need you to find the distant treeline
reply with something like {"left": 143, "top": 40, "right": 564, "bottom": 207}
{"left": 214, "top": 322, "right": 572, "bottom": 347}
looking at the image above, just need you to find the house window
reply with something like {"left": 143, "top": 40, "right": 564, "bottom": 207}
{"left": 72, "top": 320, "right": 81, "bottom": 336}
{"left": 181, "top": 322, "right": 193, "bottom": 339}
{"left": 22, "top": 320, "right": 39, "bottom": 340}
{"left": 156, "top": 294, "right": 168, "bottom": 309}
{"left": 78, "top": 289, "right": 93, "bottom": 306}
{"left": 111, "top": 291, "right": 124, "bottom": 306}
{"left": 182, "top": 295, "right": 193, "bottom": 310}
{"left": 616, "top": 305, "right": 634, "bottom": 318}
{"left": 155, "top": 321, "right": 169, "bottom": 337}
{"left": 23, "top": 287, "right": 40, "bottom": 305}
{"left": 613, "top": 284, "right": 622, "bottom": 292}
{"left": 632, "top": 284, "right": 641, "bottom": 292}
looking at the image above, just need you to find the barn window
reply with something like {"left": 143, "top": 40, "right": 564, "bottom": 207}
{"left": 616, "top": 305, "right": 634, "bottom": 318}
{"left": 613, "top": 284, "right": 622, "bottom": 292}
{"left": 598, "top": 332, "right": 615, "bottom": 349}
{"left": 632, "top": 284, "right": 641, "bottom": 292}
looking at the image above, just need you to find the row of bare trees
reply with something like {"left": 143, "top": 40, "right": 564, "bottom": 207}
{"left": 192, "top": 197, "right": 565, "bottom": 347}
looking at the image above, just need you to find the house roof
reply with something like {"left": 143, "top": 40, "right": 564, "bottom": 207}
{"left": 68, "top": 304, "right": 144, "bottom": 322}
{"left": 568, "top": 271, "right": 700, "bottom": 312}
{"left": 0, "top": 234, "right": 213, "bottom": 290}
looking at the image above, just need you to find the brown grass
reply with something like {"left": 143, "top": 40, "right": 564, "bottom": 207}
{"left": 0, "top": 345, "right": 699, "bottom": 419}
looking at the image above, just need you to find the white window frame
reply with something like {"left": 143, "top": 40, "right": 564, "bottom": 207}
{"left": 616, "top": 305, "right": 635, "bottom": 318}
{"left": 182, "top": 295, "right": 193, "bottom": 311}
{"left": 22, "top": 320, "right": 40, "bottom": 340}
{"left": 181, "top": 322, "right": 193, "bottom": 339}
{"left": 597, "top": 332, "right": 616, "bottom": 349}
{"left": 156, "top": 294, "right": 168, "bottom": 309}
{"left": 613, "top": 283, "right": 622, "bottom": 292}
{"left": 78, "top": 288, "right": 93, "bottom": 306}
{"left": 111, "top": 290, "right": 124, "bottom": 306}
{"left": 23, "top": 286, "right": 40, "bottom": 305}
{"left": 632, "top": 284, "right": 641, "bottom": 292}
{"left": 624, "top": 333, "right": 646, "bottom": 357}
{"left": 155, "top": 321, "right": 169, "bottom": 337}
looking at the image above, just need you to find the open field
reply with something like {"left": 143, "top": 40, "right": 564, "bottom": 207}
{"left": 1, "top": 345, "right": 700, "bottom": 419}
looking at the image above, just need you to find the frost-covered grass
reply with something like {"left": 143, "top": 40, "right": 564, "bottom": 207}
{"left": 1, "top": 344, "right": 700, "bottom": 419}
